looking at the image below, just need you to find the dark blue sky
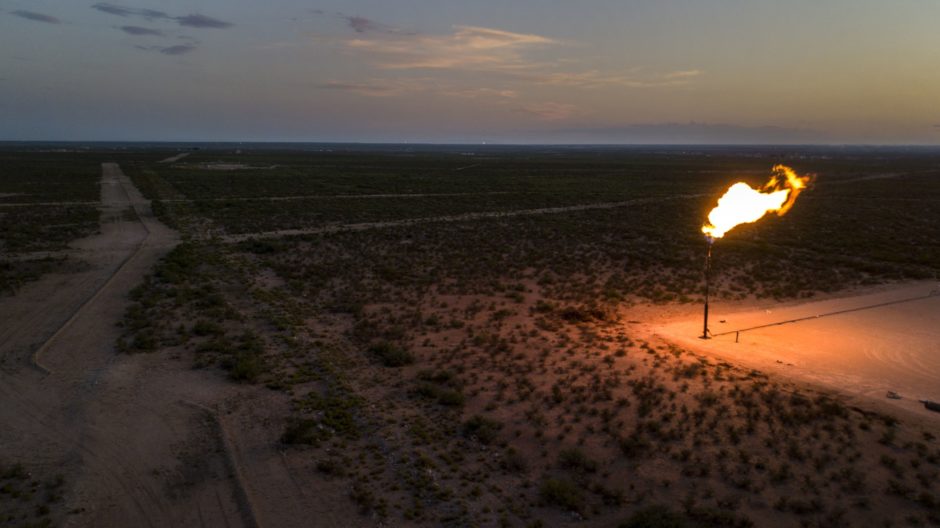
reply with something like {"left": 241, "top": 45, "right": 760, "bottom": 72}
{"left": 2, "top": 1, "right": 939, "bottom": 143}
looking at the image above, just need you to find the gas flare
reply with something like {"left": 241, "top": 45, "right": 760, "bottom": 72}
{"left": 702, "top": 165, "right": 811, "bottom": 239}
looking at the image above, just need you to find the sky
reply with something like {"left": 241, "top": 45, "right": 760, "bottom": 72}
{"left": 1, "top": 1, "right": 939, "bottom": 144}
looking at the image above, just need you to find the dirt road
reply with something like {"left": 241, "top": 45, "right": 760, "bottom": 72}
{"left": 0, "top": 164, "right": 250, "bottom": 527}
{"left": 159, "top": 152, "right": 191, "bottom": 164}
{"left": 221, "top": 193, "right": 706, "bottom": 243}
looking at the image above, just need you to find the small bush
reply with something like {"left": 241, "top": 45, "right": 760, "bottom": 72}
{"left": 193, "top": 319, "right": 223, "bottom": 337}
{"left": 281, "top": 418, "right": 322, "bottom": 445}
{"left": 315, "top": 457, "right": 347, "bottom": 477}
{"left": 559, "top": 448, "right": 597, "bottom": 473}
{"left": 462, "top": 415, "right": 502, "bottom": 445}
{"left": 227, "top": 351, "right": 264, "bottom": 382}
{"left": 501, "top": 448, "right": 528, "bottom": 473}
{"left": 368, "top": 341, "right": 414, "bottom": 367}
{"left": 540, "top": 477, "right": 584, "bottom": 514}
{"left": 619, "top": 505, "right": 686, "bottom": 528}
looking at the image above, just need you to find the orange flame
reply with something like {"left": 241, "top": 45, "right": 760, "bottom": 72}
{"left": 702, "top": 165, "right": 811, "bottom": 239}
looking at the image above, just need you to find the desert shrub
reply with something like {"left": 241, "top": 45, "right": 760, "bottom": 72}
{"left": 462, "top": 415, "right": 502, "bottom": 445}
{"left": 155, "top": 243, "right": 202, "bottom": 284}
{"left": 501, "top": 448, "right": 527, "bottom": 473}
{"left": 298, "top": 392, "right": 362, "bottom": 439}
{"left": 534, "top": 300, "right": 554, "bottom": 313}
{"left": 559, "top": 447, "right": 598, "bottom": 473}
{"left": 238, "top": 238, "right": 287, "bottom": 254}
{"left": 350, "top": 482, "right": 379, "bottom": 515}
{"left": 193, "top": 319, "right": 223, "bottom": 336}
{"left": 620, "top": 434, "right": 650, "bottom": 459}
{"left": 281, "top": 418, "right": 321, "bottom": 445}
{"left": 130, "top": 329, "right": 157, "bottom": 352}
{"left": 368, "top": 341, "right": 414, "bottom": 367}
{"left": 197, "top": 336, "right": 235, "bottom": 354}
{"left": 559, "top": 306, "right": 593, "bottom": 323}
{"left": 315, "top": 457, "right": 347, "bottom": 477}
{"left": 414, "top": 370, "right": 464, "bottom": 406}
{"left": 414, "top": 382, "right": 465, "bottom": 406}
{"left": 685, "top": 507, "right": 754, "bottom": 528}
{"left": 620, "top": 505, "right": 687, "bottom": 528}
{"left": 539, "top": 477, "right": 585, "bottom": 514}
{"left": 227, "top": 351, "right": 264, "bottom": 382}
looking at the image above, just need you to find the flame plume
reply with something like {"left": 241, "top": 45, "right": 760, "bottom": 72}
{"left": 702, "top": 165, "right": 811, "bottom": 239}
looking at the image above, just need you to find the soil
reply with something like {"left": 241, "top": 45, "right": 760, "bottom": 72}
{"left": 654, "top": 281, "right": 940, "bottom": 419}
{"left": 4, "top": 162, "right": 938, "bottom": 527}
{"left": 0, "top": 164, "right": 249, "bottom": 527}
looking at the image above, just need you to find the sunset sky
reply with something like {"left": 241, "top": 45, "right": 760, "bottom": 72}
{"left": 2, "top": 1, "right": 939, "bottom": 143}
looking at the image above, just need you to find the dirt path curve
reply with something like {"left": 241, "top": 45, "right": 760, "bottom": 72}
{"left": 0, "top": 164, "right": 251, "bottom": 527}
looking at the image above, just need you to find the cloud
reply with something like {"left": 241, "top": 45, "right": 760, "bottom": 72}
{"left": 318, "top": 78, "right": 519, "bottom": 99}
{"left": 545, "top": 123, "right": 825, "bottom": 144}
{"left": 92, "top": 3, "right": 232, "bottom": 29}
{"left": 346, "top": 25, "right": 555, "bottom": 71}
{"left": 11, "top": 10, "right": 60, "bottom": 24}
{"left": 516, "top": 102, "right": 579, "bottom": 121}
{"left": 312, "top": 10, "right": 414, "bottom": 36}
{"left": 160, "top": 44, "right": 197, "bottom": 55}
{"left": 341, "top": 14, "right": 414, "bottom": 35}
{"left": 119, "top": 25, "right": 164, "bottom": 36}
{"left": 528, "top": 69, "right": 703, "bottom": 88}
{"left": 319, "top": 18, "right": 702, "bottom": 112}
{"left": 318, "top": 80, "right": 408, "bottom": 97}
{"left": 333, "top": 22, "right": 699, "bottom": 89}
{"left": 664, "top": 69, "right": 704, "bottom": 80}
{"left": 175, "top": 14, "right": 232, "bottom": 29}
{"left": 346, "top": 15, "right": 382, "bottom": 33}
{"left": 135, "top": 43, "right": 198, "bottom": 56}
{"left": 92, "top": 3, "right": 168, "bottom": 20}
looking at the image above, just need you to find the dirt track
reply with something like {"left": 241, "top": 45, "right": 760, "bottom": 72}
{"left": 221, "top": 193, "right": 706, "bottom": 243}
{"left": 0, "top": 163, "right": 408, "bottom": 528}
{"left": 0, "top": 164, "right": 250, "bottom": 527}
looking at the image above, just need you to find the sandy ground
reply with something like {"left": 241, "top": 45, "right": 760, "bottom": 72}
{"left": 0, "top": 164, "right": 251, "bottom": 527}
{"left": 1, "top": 162, "right": 356, "bottom": 528}
{"left": 655, "top": 281, "right": 940, "bottom": 418}
{"left": 159, "top": 152, "right": 190, "bottom": 164}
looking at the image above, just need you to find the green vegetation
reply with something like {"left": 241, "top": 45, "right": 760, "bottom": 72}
{"left": 368, "top": 341, "right": 414, "bottom": 367}
{"left": 0, "top": 148, "right": 167, "bottom": 292}
{"left": 0, "top": 462, "right": 66, "bottom": 527}
{"left": 0, "top": 151, "right": 105, "bottom": 293}
{"left": 110, "top": 146, "right": 940, "bottom": 527}
{"left": 620, "top": 505, "right": 687, "bottom": 528}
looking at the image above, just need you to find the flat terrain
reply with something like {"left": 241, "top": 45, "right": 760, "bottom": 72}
{"left": 659, "top": 281, "right": 940, "bottom": 416}
{"left": 2, "top": 145, "right": 940, "bottom": 527}
{"left": 0, "top": 162, "right": 249, "bottom": 527}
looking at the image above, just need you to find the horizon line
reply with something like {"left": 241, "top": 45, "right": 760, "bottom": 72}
{"left": 2, "top": 140, "right": 940, "bottom": 148}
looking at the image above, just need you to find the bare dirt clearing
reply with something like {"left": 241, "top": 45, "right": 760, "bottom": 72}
{"left": 158, "top": 152, "right": 190, "bottom": 164}
{"left": 657, "top": 281, "right": 940, "bottom": 417}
